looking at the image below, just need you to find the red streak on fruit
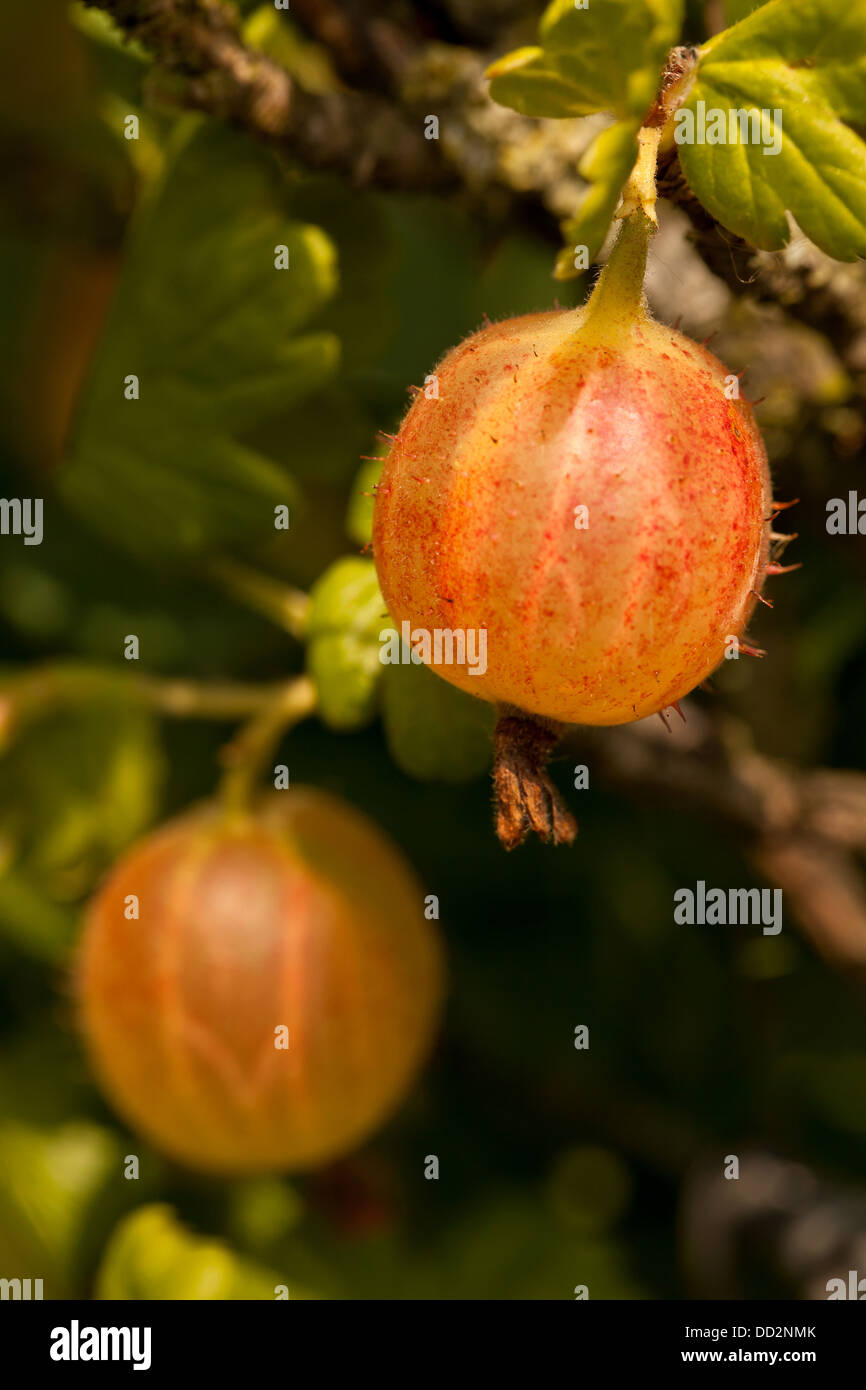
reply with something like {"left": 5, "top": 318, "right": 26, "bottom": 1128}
{"left": 373, "top": 239, "right": 772, "bottom": 725}
{"left": 77, "top": 791, "right": 443, "bottom": 1174}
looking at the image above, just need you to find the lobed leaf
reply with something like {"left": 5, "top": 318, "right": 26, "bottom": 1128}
{"left": 61, "top": 122, "right": 339, "bottom": 559}
{"left": 488, "top": 0, "right": 684, "bottom": 121}
{"left": 678, "top": 0, "right": 866, "bottom": 259}
{"left": 555, "top": 119, "right": 641, "bottom": 276}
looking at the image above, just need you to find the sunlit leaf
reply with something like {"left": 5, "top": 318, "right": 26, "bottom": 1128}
{"left": 679, "top": 0, "right": 866, "bottom": 259}
{"left": 488, "top": 0, "right": 684, "bottom": 120}
{"left": 95, "top": 1205, "right": 309, "bottom": 1299}
{"left": 0, "top": 1122, "right": 120, "bottom": 1297}
{"left": 555, "top": 119, "right": 640, "bottom": 275}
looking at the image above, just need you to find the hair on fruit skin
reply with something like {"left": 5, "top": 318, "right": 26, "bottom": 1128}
{"left": 372, "top": 165, "right": 792, "bottom": 847}
{"left": 373, "top": 216, "right": 772, "bottom": 728}
{"left": 77, "top": 790, "right": 444, "bottom": 1174}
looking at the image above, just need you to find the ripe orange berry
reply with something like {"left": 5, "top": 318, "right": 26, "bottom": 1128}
{"left": 77, "top": 791, "right": 443, "bottom": 1174}
{"left": 373, "top": 217, "right": 772, "bottom": 728}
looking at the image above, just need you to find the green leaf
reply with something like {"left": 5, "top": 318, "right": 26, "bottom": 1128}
{"left": 226, "top": 1178, "right": 304, "bottom": 1254}
{"left": 243, "top": 5, "right": 340, "bottom": 93}
{"left": 382, "top": 662, "right": 494, "bottom": 783}
{"left": 0, "top": 869, "right": 75, "bottom": 964}
{"left": 0, "top": 703, "right": 162, "bottom": 959}
{"left": 678, "top": 0, "right": 866, "bottom": 260}
{"left": 555, "top": 119, "right": 641, "bottom": 276}
{"left": 61, "top": 121, "right": 339, "bottom": 559}
{"left": 0, "top": 706, "right": 164, "bottom": 889}
{"left": 487, "top": 0, "right": 684, "bottom": 120}
{"left": 306, "top": 557, "right": 385, "bottom": 730}
{"left": 95, "top": 1205, "right": 301, "bottom": 1299}
{"left": 724, "top": 0, "right": 767, "bottom": 22}
{"left": 0, "top": 1122, "right": 121, "bottom": 1297}
{"left": 486, "top": 46, "right": 601, "bottom": 120}
{"left": 423, "top": 1194, "right": 645, "bottom": 1300}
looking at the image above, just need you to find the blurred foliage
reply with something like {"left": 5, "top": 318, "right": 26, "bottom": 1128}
{"left": 0, "top": 1121, "right": 122, "bottom": 1297}
{"left": 382, "top": 660, "right": 495, "bottom": 783}
{"left": 0, "top": 0, "right": 864, "bottom": 1302}
{"left": 60, "top": 121, "right": 338, "bottom": 560}
{"left": 95, "top": 1205, "right": 299, "bottom": 1300}
{"left": 306, "top": 557, "right": 384, "bottom": 730}
{"left": 0, "top": 707, "right": 163, "bottom": 960}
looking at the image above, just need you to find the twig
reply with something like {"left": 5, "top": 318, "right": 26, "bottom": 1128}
{"left": 0, "top": 661, "right": 300, "bottom": 746}
{"left": 206, "top": 556, "right": 310, "bottom": 640}
{"left": 0, "top": 660, "right": 318, "bottom": 812}
{"left": 569, "top": 712, "right": 866, "bottom": 989}
{"left": 85, "top": 0, "right": 449, "bottom": 188}
{"left": 218, "top": 673, "right": 316, "bottom": 810}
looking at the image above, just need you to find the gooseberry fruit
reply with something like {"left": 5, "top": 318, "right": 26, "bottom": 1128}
{"left": 373, "top": 209, "right": 786, "bottom": 847}
{"left": 77, "top": 790, "right": 443, "bottom": 1174}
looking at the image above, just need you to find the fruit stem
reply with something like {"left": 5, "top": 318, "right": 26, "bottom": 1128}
{"left": 0, "top": 661, "right": 301, "bottom": 752}
{"left": 218, "top": 674, "right": 317, "bottom": 814}
{"left": 580, "top": 125, "right": 662, "bottom": 333}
